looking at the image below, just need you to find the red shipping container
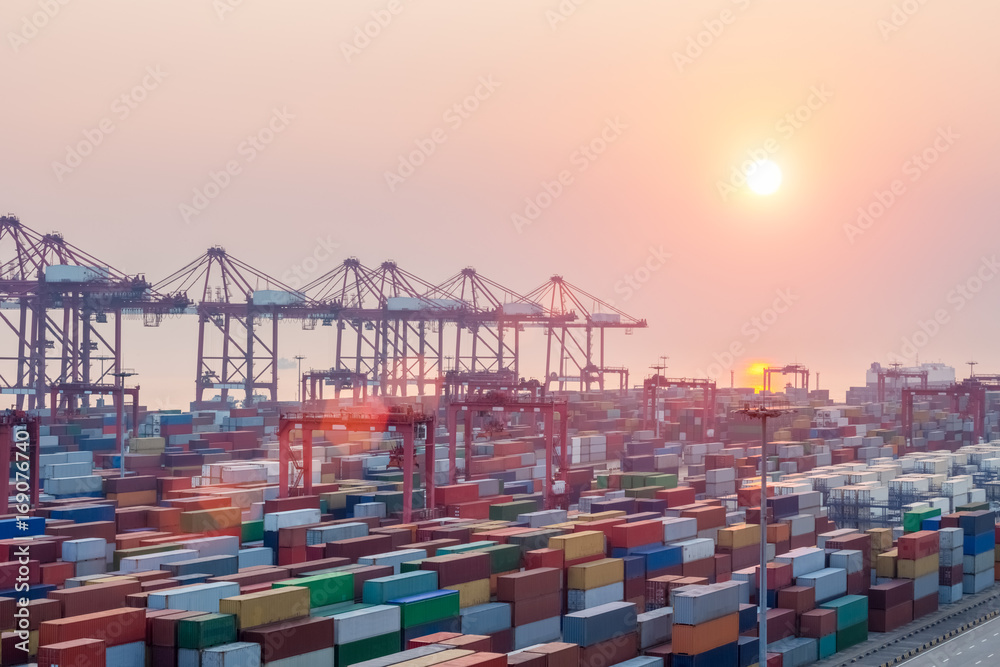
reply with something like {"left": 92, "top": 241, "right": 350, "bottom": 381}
{"left": 757, "top": 562, "right": 793, "bottom": 590}
{"left": 0, "top": 539, "right": 59, "bottom": 563}
{"left": 576, "top": 517, "right": 627, "bottom": 540}
{"left": 150, "top": 610, "right": 203, "bottom": 647}
{"left": 324, "top": 534, "right": 393, "bottom": 561}
{"left": 37, "top": 638, "right": 106, "bottom": 667}
{"left": 525, "top": 549, "right": 563, "bottom": 570}
{"left": 437, "top": 653, "right": 507, "bottom": 667}
{"left": 346, "top": 565, "right": 394, "bottom": 600}
{"left": 777, "top": 585, "right": 815, "bottom": 614}
{"left": 578, "top": 632, "right": 637, "bottom": 667}
{"left": 525, "top": 641, "right": 581, "bottom": 667}
{"left": 680, "top": 505, "right": 726, "bottom": 531}
{"left": 682, "top": 557, "right": 715, "bottom": 579}
{"left": 913, "top": 593, "right": 938, "bottom": 618}
{"left": 399, "top": 539, "right": 461, "bottom": 557}
{"left": 869, "top": 602, "right": 913, "bottom": 632}
{"left": 510, "top": 592, "right": 562, "bottom": 626}
{"left": 0, "top": 560, "right": 40, "bottom": 588}
{"left": 241, "top": 616, "right": 334, "bottom": 662}
{"left": 609, "top": 520, "right": 662, "bottom": 549}
{"left": 497, "top": 568, "right": 561, "bottom": 601}
{"left": 40, "top": 561, "right": 74, "bottom": 587}
{"left": 48, "top": 580, "right": 141, "bottom": 617}
{"left": 897, "top": 531, "right": 939, "bottom": 560}
{"left": 436, "top": 484, "right": 480, "bottom": 507}
{"left": 422, "top": 553, "right": 491, "bottom": 587}
{"left": 40, "top": 607, "right": 145, "bottom": 647}
{"left": 870, "top": 580, "right": 914, "bottom": 611}
{"left": 656, "top": 486, "right": 697, "bottom": 508}
{"left": 798, "top": 608, "right": 836, "bottom": 638}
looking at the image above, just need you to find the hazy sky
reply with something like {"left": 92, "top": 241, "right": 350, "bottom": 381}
{"left": 3, "top": 1, "right": 998, "bottom": 408}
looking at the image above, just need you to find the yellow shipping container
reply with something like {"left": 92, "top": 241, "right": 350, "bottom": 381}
{"left": 444, "top": 578, "right": 490, "bottom": 608}
{"left": 897, "top": 554, "right": 939, "bottom": 580}
{"left": 220, "top": 586, "right": 310, "bottom": 629}
{"left": 549, "top": 531, "right": 605, "bottom": 560}
{"left": 568, "top": 558, "right": 624, "bottom": 590}
{"left": 876, "top": 549, "right": 897, "bottom": 578}
{"left": 867, "top": 528, "right": 894, "bottom": 550}
{"left": 179, "top": 507, "right": 242, "bottom": 533}
{"left": 718, "top": 524, "right": 761, "bottom": 549}
{"left": 109, "top": 490, "right": 157, "bottom": 507}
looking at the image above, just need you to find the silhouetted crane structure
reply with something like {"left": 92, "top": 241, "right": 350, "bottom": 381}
{"left": 876, "top": 362, "right": 929, "bottom": 403}
{"left": 0, "top": 214, "right": 647, "bottom": 409}
{"left": 901, "top": 377, "right": 996, "bottom": 448}
{"left": 642, "top": 375, "right": 717, "bottom": 439}
{"left": 301, "top": 368, "right": 368, "bottom": 403}
{"left": 0, "top": 215, "right": 188, "bottom": 410}
{"left": 277, "top": 406, "right": 435, "bottom": 522}
{"left": 523, "top": 276, "right": 647, "bottom": 392}
{"left": 763, "top": 363, "right": 810, "bottom": 394}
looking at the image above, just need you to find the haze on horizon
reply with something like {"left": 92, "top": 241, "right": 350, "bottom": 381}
{"left": 2, "top": 0, "right": 998, "bottom": 409}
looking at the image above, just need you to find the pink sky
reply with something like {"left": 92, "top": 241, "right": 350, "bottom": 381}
{"left": 2, "top": 1, "right": 998, "bottom": 407}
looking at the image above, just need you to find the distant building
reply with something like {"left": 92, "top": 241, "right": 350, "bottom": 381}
{"left": 847, "top": 362, "right": 956, "bottom": 405}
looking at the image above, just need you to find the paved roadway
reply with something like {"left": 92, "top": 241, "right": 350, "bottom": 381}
{"left": 903, "top": 614, "right": 1000, "bottom": 666}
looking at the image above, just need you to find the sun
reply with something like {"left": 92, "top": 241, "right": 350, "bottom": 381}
{"left": 746, "top": 160, "right": 782, "bottom": 195}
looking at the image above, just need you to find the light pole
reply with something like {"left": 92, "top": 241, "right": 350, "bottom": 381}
{"left": 112, "top": 370, "right": 138, "bottom": 479}
{"left": 294, "top": 355, "right": 306, "bottom": 403}
{"left": 734, "top": 402, "right": 791, "bottom": 667}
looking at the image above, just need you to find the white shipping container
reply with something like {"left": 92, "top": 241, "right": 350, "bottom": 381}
{"left": 776, "top": 547, "right": 825, "bottom": 577}
{"left": 637, "top": 607, "right": 672, "bottom": 649}
{"left": 333, "top": 605, "right": 402, "bottom": 644}
{"left": 120, "top": 549, "right": 199, "bottom": 573}
{"left": 357, "top": 549, "right": 427, "bottom": 575}
{"left": 567, "top": 582, "right": 624, "bottom": 612}
{"left": 180, "top": 536, "right": 240, "bottom": 558}
{"left": 795, "top": 567, "right": 847, "bottom": 604}
{"left": 62, "top": 538, "right": 107, "bottom": 562}
{"left": 238, "top": 547, "right": 273, "bottom": 569}
{"left": 671, "top": 582, "right": 742, "bottom": 625}
{"left": 148, "top": 582, "right": 241, "bottom": 612}
{"left": 663, "top": 517, "right": 698, "bottom": 543}
{"left": 201, "top": 642, "right": 262, "bottom": 667}
{"left": 674, "top": 538, "right": 714, "bottom": 564}
{"left": 263, "top": 509, "right": 322, "bottom": 531}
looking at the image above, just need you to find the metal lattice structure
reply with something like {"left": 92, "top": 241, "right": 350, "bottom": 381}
{"left": 0, "top": 215, "right": 188, "bottom": 409}
{"left": 523, "top": 276, "right": 647, "bottom": 392}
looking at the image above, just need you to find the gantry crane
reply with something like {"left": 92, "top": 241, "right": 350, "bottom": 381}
{"left": 642, "top": 375, "right": 717, "bottom": 440}
{"left": 763, "top": 363, "right": 810, "bottom": 394}
{"left": 277, "top": 406, "right": 436, "bottom": 522}
{"left": 876, "top": 362, "right": 929, "bottom": 403}
{"left": 301, "top": 368, "right": 368, "bottom": 403}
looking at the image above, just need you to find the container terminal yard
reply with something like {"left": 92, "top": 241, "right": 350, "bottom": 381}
{"left": 0, "top": 216, "right": 997, "bottom": 666}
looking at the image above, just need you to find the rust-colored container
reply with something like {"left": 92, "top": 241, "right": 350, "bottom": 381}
{"left": 40, "top": 607, "right": 145, "bottom": 647}
{"left": 869, "top": 601, "right": 913, "bottom": 632}
{"left": 913, "top": 592, "right": 938, "bottom": 618}
{"left": 497, "top": 567, "right": 561, "bottom": 602}
{"left": 150, "top": 610, "right": 204, "bottom": 647}
{"left": 422, "top": 553, "right": 491, "bottom": 587}
{"left": 868, "top": 580, "right": 913, "bottom": 610}
{"left": 897, "top": 531, "right": 939, "bottom": 560}
{"left": 399, "top": 539, "right": 460, "bottom": 557}
{"left": 240, "top": 615, "right": 334, "bottom": 661}
{"left": 578, "top": 631, "right": 637, "bottom": 667}
{"left": 510, "top": 591, "right": 562, "bottom": 626}
{"left": 525, "top": 642, "right": 581, "bottom": 667}
{"left": 37, "top": 638, "right": 106, "bottom": 667}
{"left": 48, "top": 579, "right": 141, "bottom": 617}
{"left": 777, "top": 585, "right": 815, "bottom": 614}
{"left": 799, "top": 608, "right": 836, "bottom": 638}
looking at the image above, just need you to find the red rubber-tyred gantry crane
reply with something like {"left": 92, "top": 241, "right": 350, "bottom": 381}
{"left": 301, "top": 368, "right": 368, "bottom": 404}
{"left": 876, "top": 362, "right": 929, "bottom": 403}
{"left": 642, "top": 375, "right": 717, "bottom": 440}
{"left": 277, "top": 406, "right": 436, "bottom": 523}
{"left": 444, "top": 382, "right": 569, "bottom": 511}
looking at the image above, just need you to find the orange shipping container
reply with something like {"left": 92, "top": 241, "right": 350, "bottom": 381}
{"left": 671, "top": 612, "right": 739, "bottom": 655}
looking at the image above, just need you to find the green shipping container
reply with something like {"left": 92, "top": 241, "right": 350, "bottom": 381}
{"left": 903, "top": 507, "right": 941, "bottom": 533}
{"left": 177, "top": 613, "right": 237, "bottom": 650}
{"left": 820, "top": 595, "right": 868, "bottom": 630}
{"left": 957, "top": 502, "right": 990, "bottom": 512}
{"left": 836, "top": 619, "right": 868, "bottom": 651}
{"left": 400, "top": 561, "right": 423, "bottom": 574}
{"left": 390, "top": 590, "right": 460, "bottom": 628}
{"left": 624, "top": 486, "right": 659, "bottom": 499}
{"left": 818, "top": 633, "right": 836, "bottom": 659}
{"left": 241, "top": 520, "right": 263, "bottom": 543}
{"left": 312, "top": 601, "right": 373, "bottom": 617}
{"left": 596, "top": 474, "right": 609, "bottom": 490}
{"left": 363, "top": 571, "right": 438, "bottom": 605}
{"left": 490, "top": 500, "right": 537, "bottom": 522}
{"left": 335, "top": 630, "right": 400, "bottom": 667}
{"left": 473, "top": 544, "right": 521, "bottom": 573}
{"left": 272, "top": 571, "right": 354, "bottom": 607}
